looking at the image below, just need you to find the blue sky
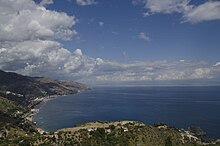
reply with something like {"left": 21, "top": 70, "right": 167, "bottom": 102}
{"left": 0, "top": 0, "right": 220, "bottom": 84}
{"left": 42, "top": 0, "right": 220, "bottom": 62}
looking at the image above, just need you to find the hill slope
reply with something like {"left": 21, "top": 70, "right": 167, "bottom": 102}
{"left": 0, "top": 70, "right": 219, "bottom": 146}
{"left": 30, "top": 121, "right": 220, "bottom": 146}
{"left": 0, "top": 70, "right": 87, "bottom": 106}
{"left": 0, "top": 96, "right": 37, "bottom": 145}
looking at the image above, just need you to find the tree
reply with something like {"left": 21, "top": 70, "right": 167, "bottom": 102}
{"left": 165, "top": 136, "right": 172, "bottom": 146}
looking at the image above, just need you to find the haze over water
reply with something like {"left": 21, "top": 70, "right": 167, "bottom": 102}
{"left": 33, "top": 86, "right": 220, "bottom": 139}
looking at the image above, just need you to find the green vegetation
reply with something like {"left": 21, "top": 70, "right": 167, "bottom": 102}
{"left": 0, "top": 70, "right": 87, "bottom": 145}
{"left": 31, "top": 121, "right": 220, "bottom": 146}
{"left": 0, "top": 96, "right": 37, "bottom": 145}
{"left": 0, "top": 70, "right": 219, "bottom": 146}
{"left": 165, "top": 136, "right": 172, "bottom": 146}
{"left": 1, "top": 95, "right": 220, "bottom": 146}
{"left": 0, "top": 96, "right": 25, "bottom": 114}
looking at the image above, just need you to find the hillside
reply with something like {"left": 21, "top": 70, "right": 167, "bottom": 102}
{"left": 0, "top": 96, "right": 37, "bottom": 145}
{"left": 0, "top": 96, "right": 22, "bottom": 114}
{"left": 0, "top": 70, "right": 87, "bottom": 106}
{"left": 16, "top": 121, "right": 220, "bottom": 146}
{"left": 0, "top": 70, "right": 219, "bottom": 146}
{"left": 0, "top": 70, "right": 88, "bottom": 145}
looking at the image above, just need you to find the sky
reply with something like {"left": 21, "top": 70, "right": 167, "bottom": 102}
{"left": 0, "top": 0, "right": 220, "bottom": 85}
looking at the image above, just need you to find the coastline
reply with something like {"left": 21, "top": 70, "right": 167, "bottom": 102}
{"left": 23, "top": 88, "right": 220, "bottom": 145}
{"left": 24, "top": 89, "right": 85, "bottom": 133}
{"left": 24, "top": 95, "right": 60, "bottom": 122}
{"left": 23, "top": 95, "right": 61, "bottom": 134}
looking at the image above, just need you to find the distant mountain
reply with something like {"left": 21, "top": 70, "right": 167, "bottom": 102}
{"left": 0, "top": 70, "right": 87, "bottom": 106}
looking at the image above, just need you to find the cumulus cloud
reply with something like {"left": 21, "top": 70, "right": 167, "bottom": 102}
{"left": 139, "top": 32, "right": 150, "bottom": 42}
{"left": 0, "top": 0, "right": 76, "bottom": 42}
{"left": 0, "top": 42, "right": 97, "bottom": 80}
{"left": 133, "top": 0, "right": 220, "bottom": 23}
{"left": 183, "top": 1, "right": 220, "bottom": 23}
{"left": 0, "top": 0, "right": 100, "bottom": 82}
{"left": 0, "top": 0, "right": 219, "bottom": 85}
{"left": 39, "top": 0, "right": 54, "bottom": 6}
{"left": 0, "top": 0, "right": 81, "bottom": 79}
{"left": 75, "top": 0, "right": 97, "bottom": 6}
{"left": 1, "top": 41, "right": 219, "bottom": 83}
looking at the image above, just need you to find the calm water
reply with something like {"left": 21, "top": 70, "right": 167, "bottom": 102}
{"left": 33, "top": 86, "right": 220, "bottom": 138}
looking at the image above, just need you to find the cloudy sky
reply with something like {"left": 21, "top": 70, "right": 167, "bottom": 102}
{"left": 0, "top": 0, "right": 220, "bottom": 85}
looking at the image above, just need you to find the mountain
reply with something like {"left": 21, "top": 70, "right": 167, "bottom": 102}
{"left": 0, "top": 70, "right": 87, "bottom": 106}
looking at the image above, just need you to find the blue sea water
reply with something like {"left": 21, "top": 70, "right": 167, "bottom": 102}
{"left": 33, "top": 86, "right": 220, "bottom": 138}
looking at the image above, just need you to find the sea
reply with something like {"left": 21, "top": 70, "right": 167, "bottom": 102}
{"left": 33, "top": 86, "right": 220, "bottom": 139}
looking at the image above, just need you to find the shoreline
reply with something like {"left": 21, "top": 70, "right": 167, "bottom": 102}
{"left": 24, "top": 89, "right": 220, "bottom": 143}
{"left": 24, "top": 95, "right": 60, "bottom": 122}
{"left": 24, "top": 90, "right": 85, "bottom": 133}
{"left": 24, "top": 94, "right": 71, "bottom": 134}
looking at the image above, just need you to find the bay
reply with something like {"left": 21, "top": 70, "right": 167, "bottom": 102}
{"left": 33, "top": 86, "right": 220, "bottom": 138}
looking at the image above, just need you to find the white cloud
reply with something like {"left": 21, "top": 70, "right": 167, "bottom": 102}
{"left": 183, "top": 1, "right": 220, "bottom": 23}
{"left": 95, "top": 58, "right": 104, "bottom": 65}
{"left": 0, "top": 0, "right": 76, "bottom": 43}
{"left": 1, "top": 42, "right": 219, "bottom": 83}
{"left": 90, "top": 60, "right": 217, "bottom": 83}
{"left": 191, "top": 68, "right": 211, "bottom": 79}
{"left": 74, "top": 48, "right": 83, "bottom": 56}
{"left": 143, "top": 12, "right": 151, "bottom": 17}
{"left": 39, "top": 0, "right": 54, "bottom": 6}
{"left": 75, "top": 0, "right": 97, "bottom": 6}
{"left": 0, "top": 41, "right": 98, "bottom": 80}
{"left": 134, "top": 0, "right": 220, "bottom": 23}
{"left": 0, "top": 0, "right": 99, "bottom": 81}
{"left": 214, "top": 62, "right": 220, "bottom": 67}
{"left": 144, "top": 0, "right": 190, "bottom": 14}
{"left": 139, "top": 32, "right": 150, "bottom": 42}
{"left": 0, "top": 0, "right": 83, "bottom": 79}
{"left": 99, "top": 21, "right": 104, "bottom": 26}
{"left": 0, "top": 0, "right": 219, "bottom": 85}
